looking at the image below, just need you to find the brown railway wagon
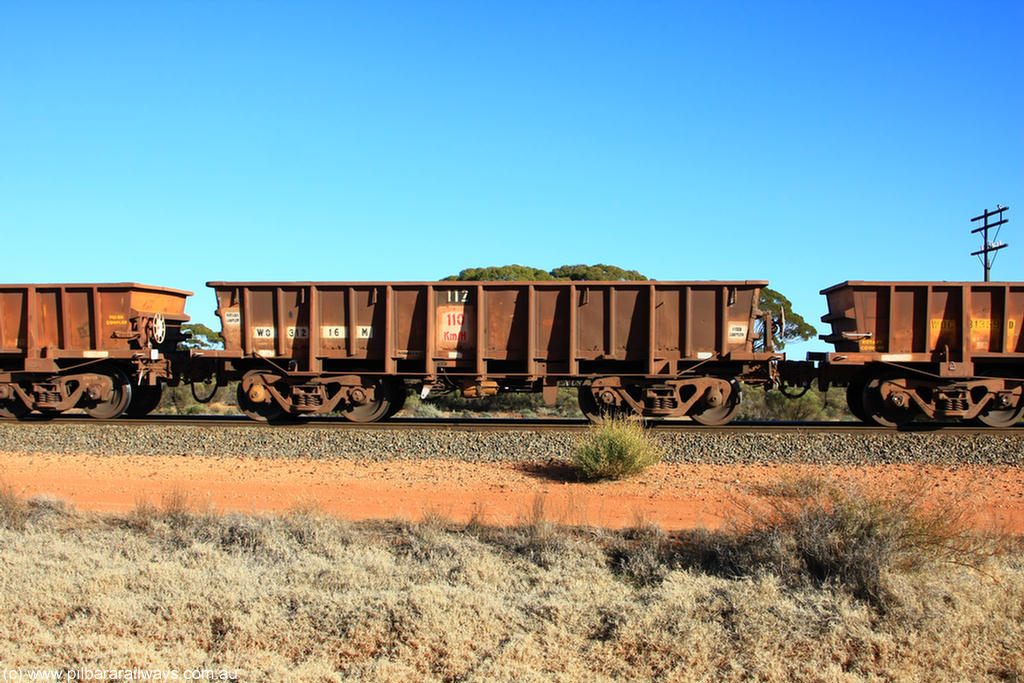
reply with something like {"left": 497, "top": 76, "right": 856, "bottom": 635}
{"left": 0, "top": 283, "right": 191, "bottom": 419}
{"left": 795, "top": 281, "right": 1024, "bottom": 427}
{"left": 201, "top": 280, "right": 780, "bottom": 423}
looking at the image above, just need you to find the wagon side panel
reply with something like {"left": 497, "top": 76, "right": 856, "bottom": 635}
{"left": 688, "top": 286, "right": 719, "bottom": 358}
{"left": 391, "top": 286, "right": 427, "bottom": 372}
{"left": 534, "top": 285, "right": 570, "bottom": 375}
{"left": 65, "top": 288, "right": 96, "bottom": 351}
{"left": 653, "top": 286, "right": 681, "bottom": 369}
{"left": 820, "top": 280, "right": 1024, "bottom": 364}
{"left": 1008, "top": 286, "right": 1024, "bottom": 353}
{"left": 0, "top": 289, "right": 28, "bottom": 353}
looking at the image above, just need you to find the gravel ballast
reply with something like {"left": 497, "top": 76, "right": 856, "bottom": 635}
{"left": 1, "top": 422, "right": 1022, "bottom": 466}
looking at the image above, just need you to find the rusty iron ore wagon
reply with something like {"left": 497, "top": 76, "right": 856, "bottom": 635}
{"left": 781, "top": 281, "right": 1024, "bottom": 427}
{"left": 0, "top": 283, "right": 191, "bottom": 419}
{"left": 192, "top": 280, "right": 781, "bottom": 423}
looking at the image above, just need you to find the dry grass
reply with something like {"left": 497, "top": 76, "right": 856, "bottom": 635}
{"left": 571, "top": 416, "right": 664, "bottom": 480}
{"left": 717, "top": 474, "right": 1005, "bottom": 608}
{"left": 0, "top": 484, "right": 1022, "bottom": 681}
{"left": 0, "top": 480, "right": 29, "bottom": 530}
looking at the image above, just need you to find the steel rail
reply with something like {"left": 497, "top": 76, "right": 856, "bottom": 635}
{"left": 3, "top": 414, "right": 1023, "bottom": 435}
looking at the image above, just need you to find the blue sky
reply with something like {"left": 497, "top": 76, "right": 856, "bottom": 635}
{"left": 1, "top": 1, "right": 1021, "bottom": 354}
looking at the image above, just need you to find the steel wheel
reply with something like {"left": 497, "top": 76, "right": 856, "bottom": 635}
{"left": 689, "top": 400, "right": 741, "bottom": 425}
{"left": 976, "top": 393, "right": 1024, "bottom": 428}
{"left": 125, "top": 384, "right": 164, "bottom": 418}
{"left": 82, "top": 368, "right": 133, "bottom": 419}
{"left": 689, "top": 394, "right": 742, "bottom": 426}
{"left": 861, "top": 373, "right": 915, "bottom": 428}
{"left": 237, "top": 372, "right": 285, "bottom": 422}
{"left": 577, "top": 385, "right": 634, "bottom": 423}
{"left": 686, "top": 380, "right": 742, "bottom": 426}
{"left": 0, "top": 392, "right": 30, "bottom": 419}
{"left": 846, "top": 379, "right": 869, "bottom": 423}
{"left": 342, "top": 379, "right": 394, "bottom": 423}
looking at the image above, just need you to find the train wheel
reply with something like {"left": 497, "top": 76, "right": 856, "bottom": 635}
{"left": 0, "top": 394, "right": 30, "bottom": 419}
{"left": 577, "top": 385, "right": 633, "bottom": 423}
{"left": 689, "top": 382, "right": 742, "bottom": 426}
{"left": 976, "top": 393, "right": 1024, "bottom": 428}
{"left": 689, "top": 400, "right": 741, "bottom": 426}
{"left": 237, "top": 372, "right": 284, "bottom": 422}
{"left": 124, "top": 385, "right": 164, "bottom": 418}
{"left": 342, "top": 379, "right": 394, "bottom": 423}
{"left": 845, "top": 380, "right": 869, "bottom": 423}
{"left": 861, "top": 373, "right": 915, "bottom": 428}
{"left": 82, "top": 368, "right": 133, "bottom": 419}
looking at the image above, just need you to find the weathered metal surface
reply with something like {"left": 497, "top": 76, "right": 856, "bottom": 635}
{"left": 819, "top": 281, "right": 1024, "bottom": 367}
{"left": 206, "top": 280, "right": 778, "bottom": 422}
{"left": 0, "top": 283, "right": 191, "bottom": 419}
{"left": 806, "top": 281, "right": 1024, "bottom": 426}
{"left": 0, "top": 283, "right": 190, "bottom": 358}
{"left": 209, "top": 280, "right": 774, "bottom": 376}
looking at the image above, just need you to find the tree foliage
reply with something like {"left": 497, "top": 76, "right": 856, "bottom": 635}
{"left": 549, "top": 264, "right": 647, "bottom": 281}
{"left": 181, "top": 323, "right": 224, "bottom": 349}
{"left": 443, "top": 265, "right": 555, "bottom": 281}
{"left": 737, "top": 385, "right": 851, "bottom": 422}
{"left": 444, "top": 264, "right": 647, "bottom": 281}
{"left": 758, "top": 287, "right": 817, "bottom": 349}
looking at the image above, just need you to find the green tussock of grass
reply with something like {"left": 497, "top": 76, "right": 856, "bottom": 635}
{"left": 571, "top": 416, "right": 664, "bottom": 480}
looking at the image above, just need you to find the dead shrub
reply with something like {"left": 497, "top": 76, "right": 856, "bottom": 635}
{"left": 418, "top": 506, "right": 454, "bottom": 531}
{"left": 711, "top": 475, "right": 993, "bottom": 608}
{"left": 506, "top": 495, "right": 573, "bottom": 568}
{"left": 283, "top": 501, "right": 352, "bottom": 553}
{"left": 161, "top": 488, "right": 194, "bottom": 529}
{"left": 126, "top": 498, "right": 161, "bottom": 532}
{"left": 608, "top": 522, "right": 676, "bottom": 588}
{"left": 217, "top": 513, "right": 266, "bottom": 554}
{"left": 0, "top": 481, "right": 29, "bottom": 530}
{"left": 27, "top": 495, "right": 72, "bottom": 518}
{"left": 394, "top": 514, "right": 465, "bottom": 564}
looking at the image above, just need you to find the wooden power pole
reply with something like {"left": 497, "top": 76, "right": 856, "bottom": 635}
{"left": 970, "top": 205, "right": 1009, "bottom": 282}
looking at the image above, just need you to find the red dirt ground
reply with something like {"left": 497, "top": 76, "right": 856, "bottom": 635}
{"left": 2, "top": 451, "right": 1023, "bottom": 532}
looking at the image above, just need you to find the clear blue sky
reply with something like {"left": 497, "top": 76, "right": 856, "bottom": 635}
{"left": 2, "top": 1, "right": 1021, "bottom": 354}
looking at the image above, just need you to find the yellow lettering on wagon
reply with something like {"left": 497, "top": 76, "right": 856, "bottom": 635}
{"left": 969, "top": 319, "right": 1000, "bottom": 331}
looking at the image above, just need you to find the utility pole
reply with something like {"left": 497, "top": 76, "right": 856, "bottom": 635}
{"left": 970, "top": 205, "right": 1009, "bottom": 282}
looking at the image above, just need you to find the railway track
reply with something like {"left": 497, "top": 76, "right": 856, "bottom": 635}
{"left": 4, "top": 414, "right": 1023, "bottom": 435}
